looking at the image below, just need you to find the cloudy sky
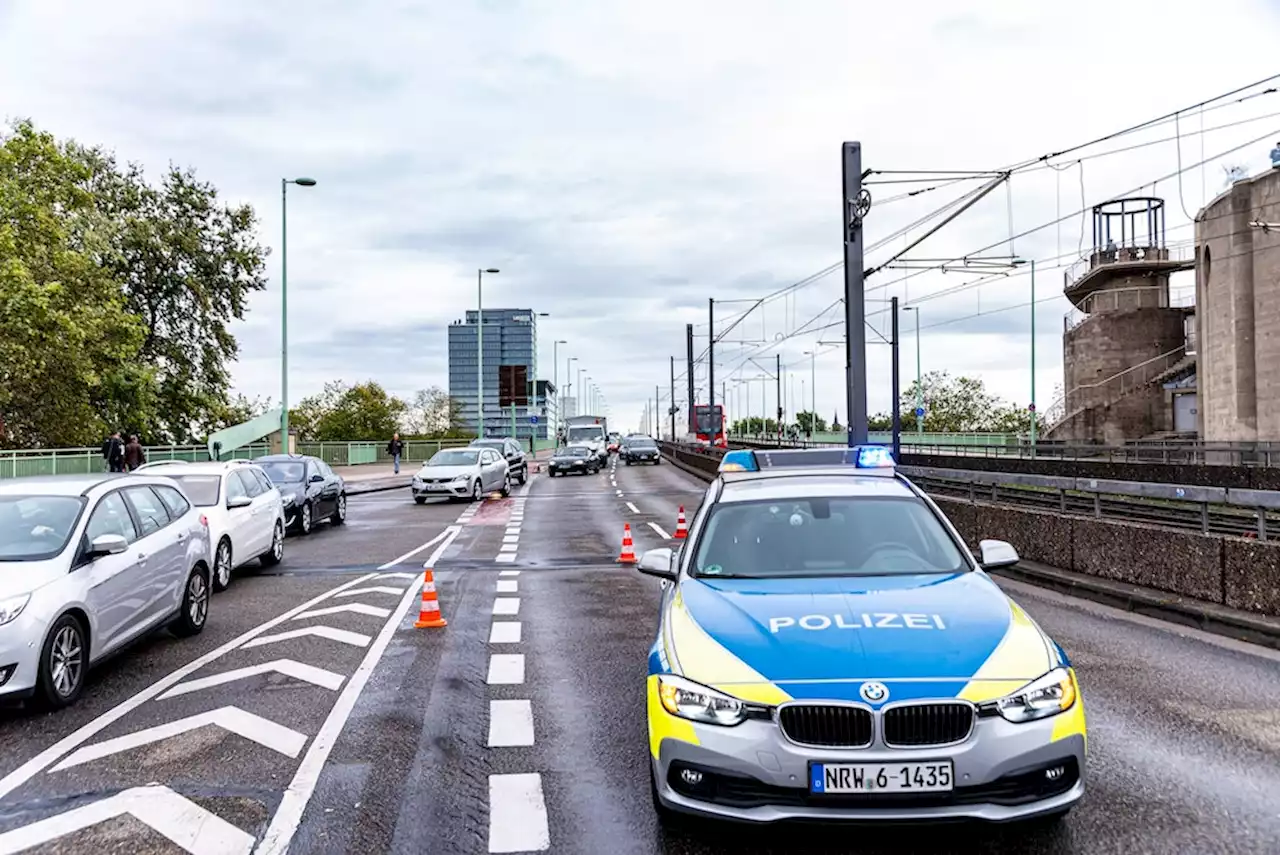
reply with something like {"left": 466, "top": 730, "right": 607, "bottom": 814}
{"left": 4, "top": 0, "right": 1279, "bottom": 433}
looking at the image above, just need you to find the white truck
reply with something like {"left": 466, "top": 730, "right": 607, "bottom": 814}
{"left": 564, "top": 415, "right": 608, "bottom": 464}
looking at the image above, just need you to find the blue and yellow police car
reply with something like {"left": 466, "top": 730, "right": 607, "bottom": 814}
{"left": 637, "top": 446, "right": 1086, "bottom": 825}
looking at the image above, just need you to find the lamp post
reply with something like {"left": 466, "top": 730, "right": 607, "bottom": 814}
{"left": 476, "top": 268, "right": 500, "bottom": 438}
{"left": 553, "top": 339, "right": 566, "bottom": 444}
{"left": 903, "top": 307, "right": 922, "bottom": 433}
{"left": 280, "top": 177, "right": 316, "bottom": 447}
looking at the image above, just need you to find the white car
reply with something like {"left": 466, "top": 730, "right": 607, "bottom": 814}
{"left": 411, "top": 447, "right": 510, "bottom": 503}
{"left": 145, "top": 461, "right": 285, "bottom": 591}
{"left": 0, "top": 473, "right": 213, "bottom": 709}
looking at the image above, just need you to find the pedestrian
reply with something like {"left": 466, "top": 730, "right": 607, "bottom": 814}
{"left": 123, "top": 434, "right": 146, "bottom": 472}
{"left": 387, "top": 432, "right": 405, "bottom": 474}
{"left": 102, "top": 431, "right": 125, "bottom": 473}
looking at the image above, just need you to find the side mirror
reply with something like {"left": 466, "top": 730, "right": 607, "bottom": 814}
{"left": 89, "top": 533, "right": 129, "bottom": 557}
{"left": 227, "top": 495, "right": 253, "bottom": 509}
{"left": 978, "top": 539, "right": 1019, "bottom": 569}
{"left": 637, "top": 547, "right": 677, "bottom": 581}
{"left": 310, "top": 473, "right": 325, "bottom": 483}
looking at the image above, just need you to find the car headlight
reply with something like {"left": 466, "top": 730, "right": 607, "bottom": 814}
{"left": 994, "top": 667, "right": 1076, "bottom": 723}
{"left": 657, "top": 674, "right": 748, "bottom": 727}
{"left": 0, "top": 594, "right": 30, "bottom": 627}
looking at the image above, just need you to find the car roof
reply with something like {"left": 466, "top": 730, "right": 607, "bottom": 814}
{"left": 717, "top": 472, "right": 918, "bottom": 503}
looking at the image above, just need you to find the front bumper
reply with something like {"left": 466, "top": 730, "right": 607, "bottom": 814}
{"left": 649, "top": 690, "right": 1086, "bottom": 824}
{"left": 411, "top": 480, "right": 471, "bottom": 498}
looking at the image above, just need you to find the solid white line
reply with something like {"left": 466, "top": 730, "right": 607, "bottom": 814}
{"left": 0, "top": 784, "right": 255, "bottom": 855}
{"left": 487, "top": 654, "right": 525, "bottom": 684}
{"left": 494, "top": 554, "right": 518, "bottom": 564}
{"left": 376, "top": 529, "right": 452, "bottom": 570}
{"left": 489, "top": 773, "right": 550, "bottom": 853}
{"left": 496, "top": 580, "right": 518, "bottom": 593}
{"left": 292, "top": 603, "right": 391, "bottom": 620}
{"left": 52, "top": 706, "right": 307, "bottom": 771}
{"left": 335, "top": 586, "right": 407, "bottom": 597}
{"left": 487, "top": 699, "right": 535, "bottom": 747}
{"left": 493, "top": 598, "right": 520, "bottom": 615}
{"left": 498, "top": 570, "right": 521, "bottom": 577}
{"left": 242, "top": 626, "right": 372, "bottom": 649}
{"left": 499, "top": 543, "right": 518, "bottom": 553}
{"left": 489, "top": 622, "right": 522, "bottom": 643}
{"left": 0, "top": 571, "right": 382, "bottom": 801}
{"left": 160, "top": 660, "right": 345, "bottom": 699}
{"left": 626, "top": 501, "right": 640, "bottom": 514}
{"left": 647, "top": 522, "right": 672, "bottom": 540}
{"left": 255, "top": 526, "right": 462, "bottom": 855}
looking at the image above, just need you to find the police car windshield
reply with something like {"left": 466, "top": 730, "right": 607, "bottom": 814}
{"left": 691, "top": 496, "right": 967, "bottom": 579}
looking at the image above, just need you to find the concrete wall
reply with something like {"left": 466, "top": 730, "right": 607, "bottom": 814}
{"left": 1196, "top": 168, "right": 1280, "bottom": 442}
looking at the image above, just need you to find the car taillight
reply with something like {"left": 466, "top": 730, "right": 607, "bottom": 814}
{"left": 199, "top": 514, "right": 209, "bottom": 527}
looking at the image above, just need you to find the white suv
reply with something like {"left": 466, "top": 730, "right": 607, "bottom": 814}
{"left": 144, "top": 461, "right": 285, "bottom": 591}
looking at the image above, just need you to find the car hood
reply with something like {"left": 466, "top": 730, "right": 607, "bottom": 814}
{"left": 659, "top": 572, "right": 1058, "bottom": 706}
{"left": 415, "top": 464, "right": 478, "bottom": 479}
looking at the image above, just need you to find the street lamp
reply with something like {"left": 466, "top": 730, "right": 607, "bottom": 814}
{"left": 476, "top": 268, "right": 500, "bottom": 438}
{"left": 552, "top": 339, "right": 566, "bottom": 443}
{"left": 280, "top": 177, "right": 317, "bottom": 447}
{"left": 903, "top": 307, "right": 922, "bottom": 433}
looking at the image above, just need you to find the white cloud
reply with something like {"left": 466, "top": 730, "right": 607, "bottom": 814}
{"left": 3, "top": 0, "right": 1279, "bottom": 432}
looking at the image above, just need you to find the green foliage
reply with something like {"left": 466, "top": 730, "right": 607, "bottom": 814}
{"left": 289, "top": 381, "right": 407, "bottom": 441}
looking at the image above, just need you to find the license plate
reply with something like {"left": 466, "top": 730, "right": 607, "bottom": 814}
{"left": 810, "top": 761, "right": 953, "bottom": 794}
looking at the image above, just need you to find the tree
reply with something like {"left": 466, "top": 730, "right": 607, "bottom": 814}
{"left": 80, "top": 147, "right": 270, "bottom": 443}
{"left": 0, "top": 121, "right": 150, "bottom": 448}
{"left": 290, "top": 381, "right": 407, "bottom": 441}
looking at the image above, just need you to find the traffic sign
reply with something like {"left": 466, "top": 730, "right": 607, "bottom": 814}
{"left": 914, "top": 407, "right": 925, "bottom": 417}
{"left": 529, "top": 415, "right": 539, "bottom": 425}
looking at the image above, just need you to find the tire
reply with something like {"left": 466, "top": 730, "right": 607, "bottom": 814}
{"left": 471, "top": 480, "right": 483, "bottom": 502}
{"left": 259, "top": 521, "right": 284, "bottom": 567}
{"left": 297, "top": 502, "right": 313, "bottom": 535}
{"left": 171, "top": 566, "right": 210, "bottom": 638}
{"left": 212, "top": 538, "right": 233, "bottom": 592}
{"left": 330, "top": 493, "right": 347, "bottom": 525}
{"left": 414, "top": 496, "right": 427, "bottom": 504}
{"left": 501, "top": 474, "right": 511, "bottom": 498}
{"left": 36, "top": 613, "right": 87, "bottom": 710}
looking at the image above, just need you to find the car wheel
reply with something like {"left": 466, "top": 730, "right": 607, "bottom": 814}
{"left": 298, "top": 502, "right": 313, "bottom": 535}
{"left": 259, "top": 521, "right": 284, "bottom": 567}
{"left": 471, "top": 480, "right": 482, "bottom": 502}
{"left": 414, "top": 496, "right": 428, "bottom": 504}
{"left": 212, "top": 538, "right": 233, "bottom": 592}
{"left": 171, "top": 566, "right": 210, "bottom": 638}
{"left": 331, "top": 493, "right": 347, "bottom": 525}
{"left": 501, "top": 474, "right": 512, "bottom": 498}
{"left": 36, "top": 614, "right": 87, "bottom": 709}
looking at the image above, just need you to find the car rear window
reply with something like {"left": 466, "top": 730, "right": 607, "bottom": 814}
{"left": 692, "top": 496, "right": 966, "bottom": 579}
{"left": 0, "top": 495, "right": 86, "bottom": 561}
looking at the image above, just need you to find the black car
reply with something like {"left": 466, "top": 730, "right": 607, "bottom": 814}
{"left": 621, "top": 436, "right": 661, "bottom": 465}
{"left": 470, "top": 438, "right": 528, "bottom": 485}
{"left": 548, "top": 444, "right": 599, "bottom": 476}
{"left": 255, "top": 454, "right": 347, "bottom": 535}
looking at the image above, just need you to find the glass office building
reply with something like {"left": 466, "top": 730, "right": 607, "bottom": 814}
{"left": 448, "top": 309, "right": 549, "bottom": 440}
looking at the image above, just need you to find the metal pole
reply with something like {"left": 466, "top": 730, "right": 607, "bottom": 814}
{"left": 708, "top": 299, "right": 715, "bottom": 415}
{"left": 1029, "top": 259, "right": 1038, "bottom": 451}
{"left": 280, "top": 180, "right": 289, "bottom": 446}
{"left": 670, "top": 356, "right": 676, "bottom": 441}
{"left": 891, "top": 296, "right": 901, "bottom": 460}
{"left": 842, "top": 142, "right": 869, "bottom": 445}
{"left": 685, "top": 323, "right": 695, "bottom": 436}
{"left": 477, "top": 270, "right": 484, "bottom": 438}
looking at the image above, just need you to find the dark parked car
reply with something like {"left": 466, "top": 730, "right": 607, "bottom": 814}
{"left": 254, "top": 454, "right": 347, "bottom": 535}
{"left": 548, "top": 445, "right": 600, "bottom": 477}
{"left": 470, "top": 438, "right": 528, "bottom": 485}
{"left": 621, "top": 436, "right": 661, "bottom": 465}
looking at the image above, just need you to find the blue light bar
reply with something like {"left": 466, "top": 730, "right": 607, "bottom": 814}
{"left": 718, "top": 449, "right": 759, "bottom": 472}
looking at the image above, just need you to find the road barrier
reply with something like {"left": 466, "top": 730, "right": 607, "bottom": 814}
{"left": 658, "top": 441, "right": 1280, "bottom": 620}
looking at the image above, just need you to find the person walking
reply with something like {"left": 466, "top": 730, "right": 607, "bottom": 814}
{"left": 123, "top": 434, "right": 146, "bottom": 472}
{"left": 102, "top": 431, "right": 126, "bottom": 473}
{"left": 387, "top": 432, "right": 405, "bottom": 474}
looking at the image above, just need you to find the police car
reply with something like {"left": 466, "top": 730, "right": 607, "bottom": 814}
{"left": 637, "top": 446, "right": 1086, "bottom": 826}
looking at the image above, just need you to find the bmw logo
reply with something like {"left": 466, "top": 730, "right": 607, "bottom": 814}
{"left": 859, "top": 681, "right": 889, "bottom": 704}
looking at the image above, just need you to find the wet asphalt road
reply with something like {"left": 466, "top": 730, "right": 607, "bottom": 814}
{"left": 1, "top": 459, "right": 1279, "bottom": 853}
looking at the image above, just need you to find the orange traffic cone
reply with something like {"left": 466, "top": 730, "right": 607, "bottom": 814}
{"left": 674, "top": 506, "right": 688, "bottom": 539}
{"left": 617, "top": 523, "right": 638, "bottom": 564}
{"left": 413, "top": 566, "right": 448, "bottom": 628}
